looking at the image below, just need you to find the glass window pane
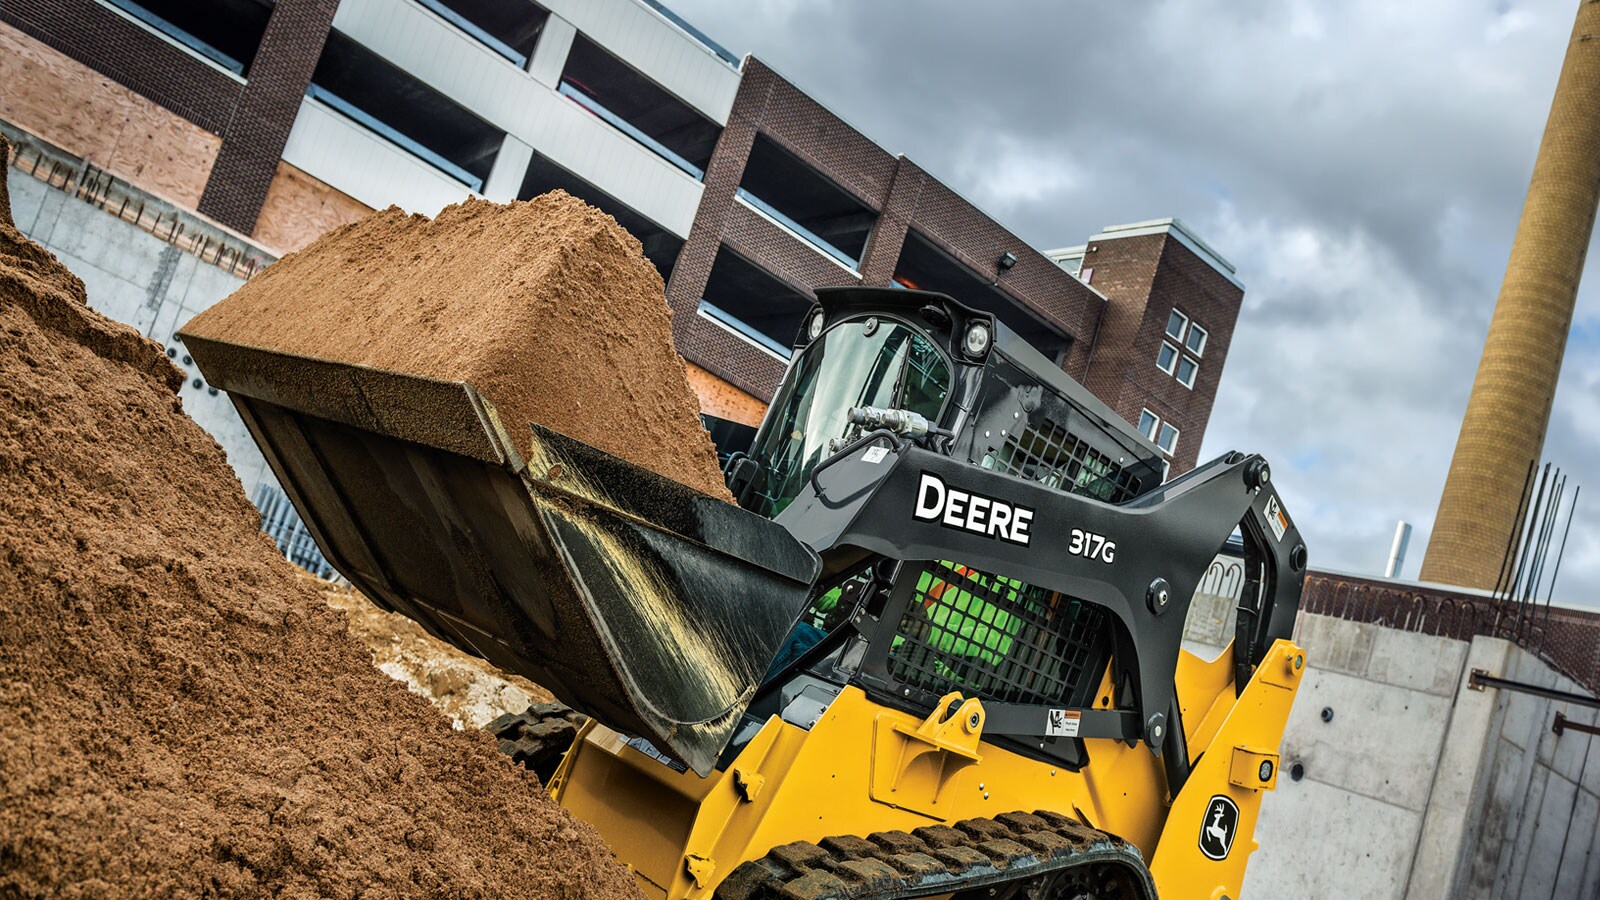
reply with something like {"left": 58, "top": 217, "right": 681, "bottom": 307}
{"left": 746, "top": 317, "right": 950, "bottom": 517}
{"left": 1138, "top": 409, "right": 1159, "bottom": 440}
{"left": 1157, "top": 342, "right": 1179, "bottom": 373}
{"left": 1177, "top": 356, "right": 1198, "bottom": 388}
{"left": 1157, "top": 423, "right": 1178, "bottom": 453}
{"left": 1165, "top": 309, "right": 1187, "bottom": 341}
{"left": 1186, "top": 323, "right": 1208, "bottom": 356}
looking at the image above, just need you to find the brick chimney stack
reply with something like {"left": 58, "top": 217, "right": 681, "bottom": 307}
{"left": 1422, "top": 0, "right": 1600, "bottom": 588}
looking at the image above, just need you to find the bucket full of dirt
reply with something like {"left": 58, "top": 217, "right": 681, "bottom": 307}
{"left": 181, "top": 195, "right": 819, "bottom": 776}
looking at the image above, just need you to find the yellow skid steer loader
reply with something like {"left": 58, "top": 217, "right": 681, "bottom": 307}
{"left": 184, "top": 286, "right": 1307, "bottom": 899}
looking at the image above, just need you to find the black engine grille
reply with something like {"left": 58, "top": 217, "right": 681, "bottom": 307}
{"left": 886, "top": 560, "right": 1108, "bottom": 707}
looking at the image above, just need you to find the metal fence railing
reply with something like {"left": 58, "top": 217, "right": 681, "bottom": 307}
{"left": 253, "top": 483, "right": 337, "bottom": 581}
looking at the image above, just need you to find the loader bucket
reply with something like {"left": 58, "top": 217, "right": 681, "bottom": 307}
{"left": 181, "top": 335, "right": 820, "bottom": 776}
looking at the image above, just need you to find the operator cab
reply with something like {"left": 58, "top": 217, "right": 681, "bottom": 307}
{"left": 726, "top": 286, "right": 1164, "bottom": 519}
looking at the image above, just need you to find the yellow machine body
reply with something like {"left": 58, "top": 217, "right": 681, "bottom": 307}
{"left": 551, "top": 638, "right": 1305, "bottom": 899}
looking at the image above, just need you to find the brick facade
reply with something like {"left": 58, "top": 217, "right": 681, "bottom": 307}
{"left": 197, "top": 0, "right": 339, "bottom": 232}
{"left": 1, "top": 0, "right": 244, "bottom": 135}
{"left": 1078, "top": 232, "right": 1241, "bottom": 473}
{"left": 671, "top": 59, "right": 1112, "bottom": 406}
{"left": 3, "top": 0, "right": 335, "bottom": 235}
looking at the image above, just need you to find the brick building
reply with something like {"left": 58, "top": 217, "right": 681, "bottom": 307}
{"left": 1, "top": 0, "right": 1244, "bottom": 475}
{"left": 1048, "top": 220, "right": 1244, "bottom": 473}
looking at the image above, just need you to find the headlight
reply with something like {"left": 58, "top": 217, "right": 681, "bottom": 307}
{"left": 963, "top": 320, "right": 992, "bottom": 358}
{"left": 806, "top": 308, "right": 826, "bottom": 341}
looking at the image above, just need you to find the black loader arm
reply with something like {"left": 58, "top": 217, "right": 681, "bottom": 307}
{"left": 775, "top": 438, "right": 1306, "bottom": 763}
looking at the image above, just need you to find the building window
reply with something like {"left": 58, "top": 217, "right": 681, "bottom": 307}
{"left": 1165, "top": 309, "right": 1188, "bottom": 342}
{"left": 737, "top": 133, "right": 876, "bottom": 270}
{"left": 1157, "top": 341, "right": 1179, "bottom": 374}
{"left": 1138, "top": 408, "right": 1179, "bottom": 457}
{"left": 697, "top": 246, "right": 813, "bottom": 361}
{"left": 1176, "top": 356, "right": 1198, "bottom": 389}
{"left": 102, "top": 0, "right": 272, "bottom": 76}
{"left": 1158, "top": 307, "right": 1204, "bottom": 387}
{"left": 310, "top": 31, "right": 504, "bottom": 190}
{"left": 559, "top": 35, "right": 722, "bottom": 180}
{"left": 1138, "top": 409, "right": 1159, "bottom": 440}
{"left": 1157, "top": 422, "right": 1179, "bottom": 454}
{"left": 415, "top": 0, "right": 549, "bottom": 68}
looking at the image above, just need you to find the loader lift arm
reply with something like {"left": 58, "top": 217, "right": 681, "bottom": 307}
{"left": 770, "top": 435, "right": 1303, "bottom": 786}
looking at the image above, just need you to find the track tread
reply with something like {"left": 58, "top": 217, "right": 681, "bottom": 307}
{"left": 713, "top": 810, "right": 1156, "bottom": 899}
{"left": 487, "top": 701, "right": 588, "bottom": 783}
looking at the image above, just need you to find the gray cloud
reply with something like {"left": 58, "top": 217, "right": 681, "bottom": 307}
{"left": 670, "top": 0, "right": 1600, "bottom": 606}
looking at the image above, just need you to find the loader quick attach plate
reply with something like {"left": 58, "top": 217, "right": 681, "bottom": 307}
{"left": 180, "top": 335, "right": 820, "bottom": 776}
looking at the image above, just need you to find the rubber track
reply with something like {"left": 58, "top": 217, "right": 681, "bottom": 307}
{"left": 487, "top": 701, "right": 588, "bottom": 783}
{"left": 714, "top": 810, "right": 1156, "bottom": 900}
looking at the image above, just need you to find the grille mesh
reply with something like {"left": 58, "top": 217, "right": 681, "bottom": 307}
{"left": 887, "top": 561, "right": 1108, "bottom": 706}
{"left": 985, "top": 416, "right": 1143, "bottom": 503}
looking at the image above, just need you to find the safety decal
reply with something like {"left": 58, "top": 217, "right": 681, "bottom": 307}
{"left": 626, "top": 735, "right": 688, "bottom": 774}
{"left": 1045, "top": 709, "right": 1081, "bottom": 738}
{"left": 1198, "top": 795, "right": 1239, "bottom": 861}
{"left": 1265, "top": 494, "right": 1289, "bottom": 542}
{"left": 862, "top": 446, "right": 890, "bottom": 464}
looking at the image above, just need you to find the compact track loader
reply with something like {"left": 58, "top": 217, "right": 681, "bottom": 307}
{"left": 184, "top": 286, "right": 1308, "bottom": 899}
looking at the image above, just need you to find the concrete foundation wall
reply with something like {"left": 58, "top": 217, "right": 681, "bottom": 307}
{"left": 1447, "top": 644, "right": 1600, "bottom": 899}
{"left": 7, "top": 162, "right": 277, "bottom": 500}
{"left": 1184, "top": 580, "right": 1600, "bottom": 899}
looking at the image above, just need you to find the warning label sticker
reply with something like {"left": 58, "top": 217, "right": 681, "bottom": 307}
{"left": 625, "top": 736, "right": 688, "bottom": 773}
{"left": 1046, "top": 709, "right": 1081, "bottom": 738}
{"left": 1265, "top": 495, "right": 1288, "bottom": 542}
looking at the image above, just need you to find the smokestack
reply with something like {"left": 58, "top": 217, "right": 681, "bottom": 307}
{"left": 1386, "top": 520, "right": 1412, "bottom": 579}
{"left": 1421, "top": 0, "right": 1600, "bottom": 590}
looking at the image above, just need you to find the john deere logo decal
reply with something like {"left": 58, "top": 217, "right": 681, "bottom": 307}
{"left": 1199, "top": 795, "right": 1239, "bottom": 861}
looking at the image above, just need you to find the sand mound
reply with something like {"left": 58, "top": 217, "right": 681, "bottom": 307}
{"left": 181, "top": 192, "right": 729, "bottom": 499}
{"left": 306, "top": 575, "right": 555, "bottom": 730}
{"left": 0, "top": 138, "right": 640, "bottom": 898}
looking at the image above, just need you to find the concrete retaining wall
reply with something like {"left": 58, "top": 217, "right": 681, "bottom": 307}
{"left": 7, "top": 159, "right": 278, "bottom": 500}
{"left": 1185, "top": 581, "right": 1600, "bottom": 898}
{"left": 1442, "top": 642, "right": 1600, "bottom": 899}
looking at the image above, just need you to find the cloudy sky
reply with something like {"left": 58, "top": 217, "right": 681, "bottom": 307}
{"left": 670, "top": 0, "right": 1600, "bottom": 606}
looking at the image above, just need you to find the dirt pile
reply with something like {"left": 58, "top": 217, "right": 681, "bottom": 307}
{"left": 0, "top": 138, "right": 641, "bottom": 898}
{"left": 0, "top": 140, "right": 10, "bottom": 229}
{"left": 305, "top": 575, "right": 554, "bottom": 730}
{"left": 182, "top": 192, "right": 729, "bottom": 498}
